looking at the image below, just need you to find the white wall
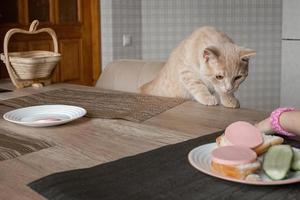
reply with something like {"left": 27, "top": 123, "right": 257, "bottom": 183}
{"left": 281, "top": 0, "right": 300, "bottom": 107}
{"left": 282, "top": 0, "right": 300, "bottom": 39}
{"left": 281, "top": 41, "right": 300, "bottom": 107}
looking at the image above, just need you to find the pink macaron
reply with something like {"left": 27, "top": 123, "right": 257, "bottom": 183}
{"left": 211, "top": 145, "right": 257, "bottom": 165}
{"left": 224, "top": 121, "right": 263, "bottom": 149}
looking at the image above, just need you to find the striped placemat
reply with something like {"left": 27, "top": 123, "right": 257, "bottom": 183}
{"left": 0, "top": 129, "right": 53, "bottom": 161}
{"left": 0, "top": 88, "right": 186, "bottom": 123}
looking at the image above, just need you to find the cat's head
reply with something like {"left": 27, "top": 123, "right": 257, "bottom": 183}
{"left": 200, "top": 44, "right": 256, "bottom": 94}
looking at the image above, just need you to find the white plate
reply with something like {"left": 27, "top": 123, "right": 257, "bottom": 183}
{"left": 188, "top": 143, "right": 300, "bottom": 185}
{"left": 3, "top": 105, "right": 86, "bottom": 127}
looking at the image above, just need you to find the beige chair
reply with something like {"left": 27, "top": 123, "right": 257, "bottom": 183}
{"left": 95, "top": 59, "right": 165, "bottom": 93}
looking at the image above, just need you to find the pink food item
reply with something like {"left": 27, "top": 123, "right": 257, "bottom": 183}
{"left": 35, "top": 118, "right": 62, "bottom": 123}
{"left": 211, "top": 145, "right": 257, "bottom": 165}
{"left": 210, "top": 145, "right": 261, "bottom": 179}
{"left": 224, "top": 121, "right": 263, "bottom": 149}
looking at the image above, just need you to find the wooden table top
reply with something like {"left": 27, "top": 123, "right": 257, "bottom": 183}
{"left": 0, "top": 83, "right": 267, "bottom": 199}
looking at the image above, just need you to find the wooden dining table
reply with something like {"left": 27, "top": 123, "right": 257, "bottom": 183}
{"left": 0, "top": 82, "right": 267, "bottom": 199}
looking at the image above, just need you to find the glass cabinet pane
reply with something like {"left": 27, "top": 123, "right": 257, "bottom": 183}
{"left": 28, "top": 0, "right": 50, "bottom": 22}
{"left": 0, "top": 0, "right": 18, "bottom": 23}
{"left": 59, "top": 0, "right": 78, "bottom": 23}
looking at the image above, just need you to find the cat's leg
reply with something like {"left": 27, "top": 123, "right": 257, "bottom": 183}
{"left": 179, "top": 69, "right": 218, "bottom": 105}
{"left": 219, "top": 93, "right": 240, "bottom": 108}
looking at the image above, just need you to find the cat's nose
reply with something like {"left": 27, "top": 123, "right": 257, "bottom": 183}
{"left": 225, "top": 85, "right": 233, "bottom": 92}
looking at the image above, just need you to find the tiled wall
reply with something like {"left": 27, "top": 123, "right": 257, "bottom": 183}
{"left": 101, "top": 0, "right": 142, "bottom": 68}
{"left": 101, "top": 0, "right": 282, "bottom": 111}
{"left": 100, "top": 0, "right": 113, "bottom": 68}
{"left": 112, "top": 0, "right": 142, "bottom": 61}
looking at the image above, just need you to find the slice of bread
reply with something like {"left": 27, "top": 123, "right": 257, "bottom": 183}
{"left": 245, "top": 174, "right": 261, "bottom": 181}
{"left": 211, "top": 145, "right": 261, "bottom": 180}
{"left": 211, "top": 160, "right": 261, "bottom": 179}
{"left": 216, "top": 133, "right": 284, "bottom": 155}
{"left": 254, "top": 134, "right": 284, "bottom": 155}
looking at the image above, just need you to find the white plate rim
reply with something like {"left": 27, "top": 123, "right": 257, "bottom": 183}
{"left": 3, "top": 104, "right": 87, "bottom": 127}
{"left": 188, "top": 143, "right": 300, "bottom": 185}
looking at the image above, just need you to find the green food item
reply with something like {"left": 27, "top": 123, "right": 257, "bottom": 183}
{"left": 263, "top": 145, "right": 293, "bottom": 180}
{"left": 291, "top": 148, "right": 300, "bottom": 171}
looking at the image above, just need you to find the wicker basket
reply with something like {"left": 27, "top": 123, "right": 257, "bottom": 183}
{"left": 0, "top": 20, "right": 61, "bottom": 88}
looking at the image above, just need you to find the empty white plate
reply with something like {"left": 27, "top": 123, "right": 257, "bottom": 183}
{"left": 3, "top": 105, "right": 87, "bottom": 127}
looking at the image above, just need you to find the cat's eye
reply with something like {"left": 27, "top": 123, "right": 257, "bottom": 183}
{"left": 241, "top": 58, "right": 249, "bottom": 62}
{"left": 234, "top": 75, "right": 242, "bottom": 81}
{"left": 215, "top": 75, "right": 224, "bottom": 80}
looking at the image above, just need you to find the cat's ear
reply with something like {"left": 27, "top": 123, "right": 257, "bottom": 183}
{"left": 203, "top": 46, "right": 220, "bottom": 62}
{"left": 240, "top": 48, "right": 256, "bottom": 61}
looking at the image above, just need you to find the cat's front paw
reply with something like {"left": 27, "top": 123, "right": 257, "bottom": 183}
{"left": 196, "top": 94, "right": 218, "bottom": 106}
{"left": 221, "top": 96, "right": 240, "bottom": 108}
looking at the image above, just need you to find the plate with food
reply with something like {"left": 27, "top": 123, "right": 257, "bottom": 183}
{"left": 3, "top": 105, "right": 86, "bottom": 127}
{"left": 188, "top": 121, "right": 300, "bottom": 185}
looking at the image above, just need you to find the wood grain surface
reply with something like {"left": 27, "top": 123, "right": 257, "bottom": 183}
{"left": 0, "top": 82, "right": 267, "bottom": 199}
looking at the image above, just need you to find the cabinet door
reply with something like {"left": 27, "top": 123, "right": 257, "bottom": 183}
{"left": 281, "top": 41, "right": 300, "bottom": 107}
{"left": 0, "top": 0, "right": 101, "bottom": 85}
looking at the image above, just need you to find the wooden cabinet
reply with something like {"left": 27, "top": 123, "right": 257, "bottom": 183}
{"left": 0, "top": 0, "right": 101, "bottom": 86}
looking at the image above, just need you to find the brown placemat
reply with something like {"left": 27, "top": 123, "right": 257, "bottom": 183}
{"left": 0, "top": 88, "right": 186, "bottom": 123}
{"left": 28, "top": 131, "right": 300, "bottom": 200}
{"left": 0, "top": 129, "right": 53, "bottom": 160}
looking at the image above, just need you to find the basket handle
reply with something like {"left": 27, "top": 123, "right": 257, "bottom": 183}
{"left": 3, "top": 20, "right": 59, "bottom": 65}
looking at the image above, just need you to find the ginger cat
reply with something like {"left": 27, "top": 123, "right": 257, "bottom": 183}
{"left": 140, "top": 26, "right": 256, "bottom": 108}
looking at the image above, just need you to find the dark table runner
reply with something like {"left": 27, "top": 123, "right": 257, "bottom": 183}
{"left": 29, "top": 131, "right": 300, "bottom": 200}
{"left": 0, "top": 88, "right": 185, "bottom": 123}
